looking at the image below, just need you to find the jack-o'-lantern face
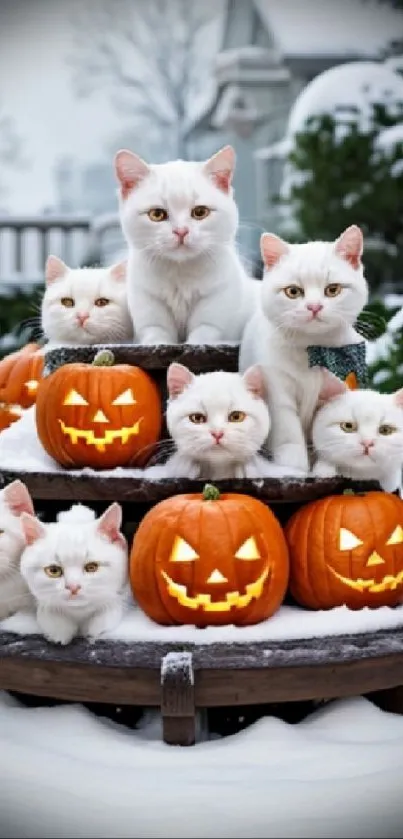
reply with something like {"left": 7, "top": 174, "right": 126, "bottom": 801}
{"left": 0, "top": 343, "right": 43, "bottom": 431}
{"left": 35, "top": 353, "right": 162, "bottom": 469}
{"left": 130, "top": 486, "right": 290, "bottom": 627}
{"left": 286, "top": 491, "right": 403, "bottom": 610}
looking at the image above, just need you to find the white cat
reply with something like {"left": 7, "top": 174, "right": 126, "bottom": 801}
{"left": 239, "top": 225, "right": 368, "bottom": 473}
{"left": 0, "top": 480, "right": 35, "bottom": 620}
{"left": 114, "top": 145, "right": 259, "bottom": 345}
{"left": 41, "top": 255, "right": 133, "bottom": 349}
{"left": 312, "top": 369, "right": 403, "bottom": 492}
{"left": 20, "top": 503, "right": 128, "bottom": 645}
{"left": 146, "top": 363, "right": 298, "bottom": 480}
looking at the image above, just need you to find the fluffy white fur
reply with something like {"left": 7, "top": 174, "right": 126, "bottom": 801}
{"left": 239, "top": 225, "right": 368, "bottom": 473}
{"left": 146, "top": 363, "right": 298, "bottom": 480}
{"left": 115, "top": 145, "right": 259, "bottom": 344}
{"left": 41, "top": 256, "right": 133, "bottom": 349}
{"left": 20, "top": 503, "right": 128, "bottom": 645}
{"left": 312, "top": 370, "right": 403, "bottom": 492}
{"left": 0, "top": 480, "right": 35, "bottom": 620}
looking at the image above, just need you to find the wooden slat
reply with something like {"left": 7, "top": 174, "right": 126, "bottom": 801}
{"left": 161, "top": 652, "right": 195, "bottom": 745}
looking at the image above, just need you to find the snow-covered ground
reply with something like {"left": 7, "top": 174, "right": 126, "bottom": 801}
{"left": 1, "top": 692, "right": 403, "bottom": 838}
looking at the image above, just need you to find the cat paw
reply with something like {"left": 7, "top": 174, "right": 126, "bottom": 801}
{"left": 38, "top": 611, "right": 76, "bottom": 645}
{"left": 311, "top": 460, "right": 337, "bottom": 479}
{"left": 83, "top": 605, "right": 123, "bottom": 638}
{"left": 272, "top": 445, "right": 309, "bottom": 474}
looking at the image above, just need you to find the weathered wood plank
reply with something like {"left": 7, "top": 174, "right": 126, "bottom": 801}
{"left": 161, "top": 652, "right": 195, "bottom": 746}
{"left": 44, "top": 343, "right": 240, "bottom": 375}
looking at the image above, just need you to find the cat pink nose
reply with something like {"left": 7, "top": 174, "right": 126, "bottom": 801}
{"left": 211, "top": 430, "right": 224, "bottom": 443}
{"left": 173, "top": 226, "right": 189, "bottom": 244}
{"left": 361, "top": 439, "right": 375, "bottom": 453}
{"left": 66, "top": 583, "right": 81, "bottom": 596}
{"left": 306, "top": 303, "right": 323, "bottom": 316}
{"left": 76, "top": 312, "right": 89, "bottom": 326}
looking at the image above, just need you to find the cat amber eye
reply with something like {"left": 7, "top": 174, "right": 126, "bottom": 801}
{"left": 191, "top": 205, "right": 210, "bottom": 220}
{"left": 61, "top": 297, "right": 75, "bottom": 308}
{"left": 283, "top": 285, "right": 303, "bottom": 299}
{"left": 379, "top": 424, "right": 397, "bottom": 435}
{"left": 340, "top": 421, "right": 358, "bottom": 433}
{"left": 325, "top": 283, "right": 342, "bottom": 297}
{"left": 148, "top": 208, "right": 168, "bottom": 222}
{"left": 94, "top": 298, "right": 110, "bottom": 307}
{"left": 44, "top": 564, "right": 63, "bottom": 578}
{"left": 189, "top": 412, "right": 207, "bottom": 424}
{"left": 84, "top": 561, "right": 99, "bottom": 573}
{"left": 228, "top": 410, "right": 246, "bottom": 422}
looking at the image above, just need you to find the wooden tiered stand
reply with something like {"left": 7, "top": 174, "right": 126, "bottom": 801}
{"left": 0, "top": 344, "right": 403, "bottom": 746}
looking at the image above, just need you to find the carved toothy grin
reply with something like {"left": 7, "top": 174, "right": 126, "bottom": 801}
{"left": 160, "top": 567, "right": 270, "bottom": 612}
{"left": 59, "top": 419, "right": 141, "bottom": 453}
{"left": 329, "top": 565, "right": 403, "bottom": 593}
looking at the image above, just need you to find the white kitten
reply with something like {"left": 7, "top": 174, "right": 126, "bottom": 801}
{"left": 0, "top": 480, "right": 35, "bottom": 620}
{"left": 41, "top": 255, "right": 133, "bottom": 349}
{"left": 312, "top": 370, "right": 403, "bottom": 492}
{"left": 114, "top": 145, "right": 259, "bottom": 345}
{"left": 146, "top": 363, "right": 296, "bottom": 480}
{"left": 20, "top": 503, "right": 128, "bottom": 645}
{"left": 239, "top": 225, "right": 368, "bottom": 473}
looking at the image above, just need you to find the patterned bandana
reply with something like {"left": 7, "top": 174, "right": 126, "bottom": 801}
{"left": 307, "top": 341, "right": 368, "bottom": 388}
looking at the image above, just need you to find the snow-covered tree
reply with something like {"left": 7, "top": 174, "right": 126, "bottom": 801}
{"left": 68, "top": 0, "right": 223, "bottom": 161}
{"left": 0, "top": 101, "right": 26, "bottom": 199}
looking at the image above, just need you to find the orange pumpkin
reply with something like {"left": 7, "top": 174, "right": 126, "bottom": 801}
{"left": 130, "top": 483, "right": 290, "bottom": 627}
{"left": 35, "top": 349, "right": 162, "bottom": 469}
{"left": 285, "top": 490, "right": 403, "bottom": 610}
{"left": 0, "top": 343, "right": 44, "bottom": 431}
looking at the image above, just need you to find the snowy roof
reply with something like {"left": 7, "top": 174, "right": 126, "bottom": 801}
{"left": 286, "top": 61, "right": 403, "bottom": 136}
{"left": 254, "top": 0, "right": 403, "bottom": 58}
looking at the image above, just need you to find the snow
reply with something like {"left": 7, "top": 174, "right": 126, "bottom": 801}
{"left": 3, "top": 597, "right": 403, "bottom": 645}
{"left": 366, "top": 305, "right": 403, "bottom": 366}
{"left": 255, "top": 0, "right": 403, "bottom": 58}
{"left": 286, "top": 61, "right": 403, "bottom": 137}
{"left": 1, "top": 692, "right": 403, "bottom": 837}
{"left": 376, "top": 123, "right": 403, "bottom": 150}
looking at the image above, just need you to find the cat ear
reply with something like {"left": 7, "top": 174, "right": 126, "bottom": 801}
{"left": 334, "top": 225, "right": 363, "bottom": 270}
{"left": 260, "top": 233, "right": 289, "bottom": 270}
{"left": 20, "top": 513, "right": 46, "bottom": 546}
{"left": 167, "top": 363, "right": 195, "bottom": 399}
{"left": 203, "top": 145, "right": 235, "bottom": 193}
{"left": 393, "top": 389, "right": 403, "bottom": 408}
{"left": 97, "top": 502, "right": 125, "bottom": 546}
{"left": 110, "top": 260, "right": 127, "bottom": 282}
{"left": 45, "top": 255, "right": 67, "bottom": 285}
{"left": 242, "top": 365, "right": 267, "bottom": 400}
{"left": 114, "top": 149, "right": 150, "bottom": 199}
{"left": 318, "top": 368, "right": 348, "bottom": 404}
{"left": 3, "top": 480, "right": 35, "bottom": 517}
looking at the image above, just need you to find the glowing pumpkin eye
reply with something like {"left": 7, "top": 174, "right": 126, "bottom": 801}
{"left": 235, "top": 536, "right": 261, "bottom": 560}
{"left": 170, "top": 536, "right": 199, "bottom": 562}
{"left": 25, "top": 380, "right": 38, "bottom": 393}
{"left": 112, "top": 389, "right": 136, "bottom": 406}
{"left": 63, "top": 389, "right": 89, "bottom": 407}
{"left": 386, "top": 525, "right": 403, "bottom": 546}
{"left": 339, "top": 528, "right": 364, "bottom": 551}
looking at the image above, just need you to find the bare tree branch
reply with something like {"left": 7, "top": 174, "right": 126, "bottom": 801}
{"left": 67, "top": 0, "right": 221, "bottom": 160}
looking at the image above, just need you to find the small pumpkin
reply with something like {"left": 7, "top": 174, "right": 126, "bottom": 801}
{"left": 285, "top": 490, "right": 403, "bottom": 610}
{"left": 35, "top": 349, "right": 162, "bottom": 469}
{"left": 130, "top": 483, "right": 290, "bottom": 627}
{"left": 0, "top": 343, "right": 44, "bottom": 431}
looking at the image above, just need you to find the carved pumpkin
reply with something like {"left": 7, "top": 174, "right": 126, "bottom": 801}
{"left": 130, "top": 484, "right": 290, "bottom": 627}
{"left": 0, "top": 343, "right": 44, "bottom": 431}
{"left": 285, "top": 490, "right": 403, "bottom": 610}
{"left": 35, "top": 349, "right": 162, "bottom": 469}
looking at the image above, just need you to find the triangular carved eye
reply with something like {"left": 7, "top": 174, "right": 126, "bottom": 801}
{"left": 339, "top": 528, "right": 364, "bottom": 551}
{"left": 235, "top": 536, "right": 260, "bottom": 560}
{"left": 170, "top": 536, "right": 199, "bottom": 562}
{"left": 112, "top": 388, "right": 136, "bottom": 406}
{"left": 63, "top": 389, "right": 88, "bottom": 406}
{"left": 386, "top": 525, "right": 403, "bottom": 546}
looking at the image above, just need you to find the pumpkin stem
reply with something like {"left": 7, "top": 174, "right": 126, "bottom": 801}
{"left": 203, "top": 483, "right": 221, "bottom": 501}
{"left": 343, "top": 489, "right": 355, "bottom": 496}
{"left": 92, "top": 349, "right": 115, "bottom": 367}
